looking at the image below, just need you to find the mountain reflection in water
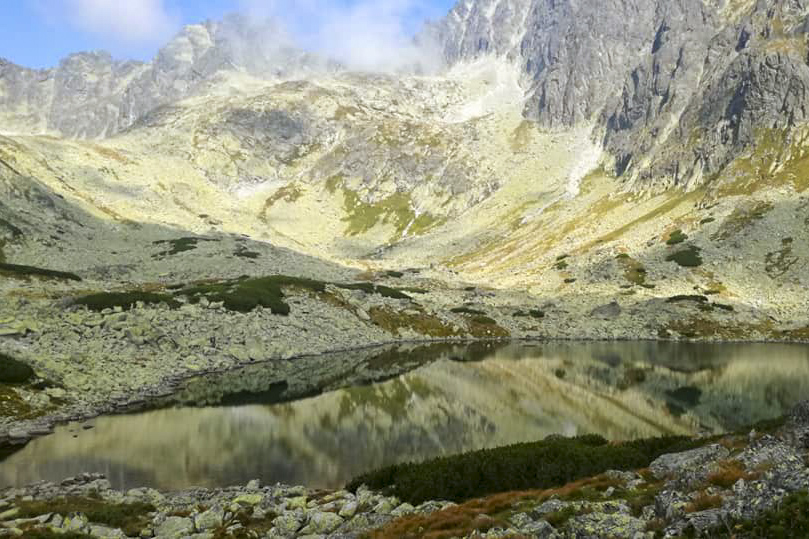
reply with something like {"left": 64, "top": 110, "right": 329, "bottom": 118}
{"left": 1, "top": 341, "right": 808, "bottom": 490}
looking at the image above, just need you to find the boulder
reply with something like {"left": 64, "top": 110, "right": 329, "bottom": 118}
{"left": 299, "top": 511, "right": 343, "bottom": 534}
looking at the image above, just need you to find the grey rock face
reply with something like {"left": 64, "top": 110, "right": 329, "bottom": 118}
{"left": 432, "top": 0, "right": 809, "bottom": 188}
{"left": 0, "top": 15, "right": 331, "bottom": 138}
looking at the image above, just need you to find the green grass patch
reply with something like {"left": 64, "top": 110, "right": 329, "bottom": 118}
{"left": 179, "top": 276, "right": 327, "bottom": 315}
{"left": 347, "top": 434, "right": 699, "bottom": 504}
{"left": 72, "top": 276, "right": 413, "bottom": 317}
{"left": 666, "top": 245, "right": 703, "bottom": 267}
{"left": 152, "top": 237, "right": 216, "bottom": 258}
{"left": 719, "top": 490, "right": 809, "bottom": 538}
{"left": 16, "top": 497, "right": 154, "bottom": 537}
{"left": 234, "top": 248, "right": 260, "bottom": 259}
{"left": 514, "top": 309, "right": 545, "bottom": 319}
{"left": 72, "top": 292, "right": 181, "bottom": 312}
{"left": 666, "top": 295, "right": 709, "bottom": 304}
{"left": 451, "top": 307, "right": 486, "bottom": 316}
{"left": 369, "top": 307, "right": 460, "bottom": 338}
{"left": 0, "top": 353, "right": 34, "bottom": 384}
{"left": 337, "top": 283, "right": 411, "bottom": 300}
{"left": 617, "top": 255, "right": 647, "bottom": 286}
{"left": 713, "top": 202, "right": 773, "bottom": 241}
{"left": 400, "top": 287, "right": 428, "bottom": 294}
{"left": 0, "top": 263, "right": 81, "bottom": 282}
{"left": 666, "top": 230, "right": 688, "bottom": 245}
{"left": 20, "top": 531, "right": 93, "bottom": 539}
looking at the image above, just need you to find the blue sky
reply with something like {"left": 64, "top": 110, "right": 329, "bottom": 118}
{"left": 2, "top": 1, "right": 455, "bottom": 69}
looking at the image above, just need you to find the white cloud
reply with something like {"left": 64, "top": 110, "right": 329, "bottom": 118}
{"left": 39, "top": 0, "right": 178, "bottom": 45}
{"left": 239, "top": 0, "right": 446, "bottom": 73}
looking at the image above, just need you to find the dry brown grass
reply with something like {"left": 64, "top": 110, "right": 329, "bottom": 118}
{"left": 685, "top": 492, "right": 723, "bottom": 513}
{"left": 369, "top": 307, "right": 461, "bottom": 337}
{"left": 707, "top": 460, "right": 760, "bottom": 489}
{"left": 368, "top": 475, "right": 626, "bottom": 539}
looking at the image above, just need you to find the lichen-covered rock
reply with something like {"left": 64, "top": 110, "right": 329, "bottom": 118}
{"left": 194, "top": 504, "right": 225, "bottom": 531}
{"left": 650, "top": 444, "right": 729, "bottom": 483}
{"left": 155, "top": 516, "right": 194, "bottom": 538}
{"left": 566, "top": 510, "right": 647, "bottom": 538}
{"left": 271, "top": 512, "right": 303, "bottom": 535}
{"left": 298, "top": 511, "right": 343, "bottom": 534}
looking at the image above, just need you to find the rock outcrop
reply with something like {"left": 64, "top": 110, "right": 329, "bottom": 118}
{"left": 429, "top": 0, "right": 809, "bottom": 188}
{"left": 0, "top": 15, "right": 332, "bottom": 138}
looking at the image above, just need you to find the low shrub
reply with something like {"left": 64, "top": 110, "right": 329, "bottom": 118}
{"left": 451, "top": 307, "right": 486, "bottom": 316}
{"left": 0, "top": 263, "right": 81, "bottom": 282}
{"left": 724, "top": 490, "right": 809, "bottom": 538}
{"left": 17, "top": 497, "right": 154, "bottom": 537}
{"left": 514, "top": 310, "right": 545, "bottom": 319}
{"left": 666, "top": 295, "right": 709, "bottom": 304}
{"left": 21, "top": 531, "right": 93, "bottom": 539}
{"left": 347, "top": 434, "right": 698, "bottom": 504}
{"left": 178, "top": 276, "right": 326, "bottom": 315}
{"left": 337, "top": 283, "right": 411, "bottom": 300}
{"left": 666, "top": 245, "right": 703, "bottom": 267}
{"left": 72, "top": 292, "right": 181, "bottom": 312}
{"left": 234, "top": 249, "right": 260, "bottom": 259}
{"left": 152, "top": 237, "right": 213, "bottom": 257}
{"left": 708, "top": 460, "right": 758, "bottom": 488}
{"left": 685, "top": 492, "right": 723, "bottom": 513}
{"left": 666, "top": 230, "right": 688, "bottom": 245}
{"left": 0, "top": 353, "right": 34, "bottom": 384}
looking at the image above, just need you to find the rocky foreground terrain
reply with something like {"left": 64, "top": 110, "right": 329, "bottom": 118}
{"left": 2, "top": 0, "right": 809, "bottom": 536}
{"left": 0, "top": 401, "right": 808, "bottom": 538}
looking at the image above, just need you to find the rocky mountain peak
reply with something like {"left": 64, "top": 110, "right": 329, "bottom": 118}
{"left": 431, "top": 0, "right": 809, "bottom": 189}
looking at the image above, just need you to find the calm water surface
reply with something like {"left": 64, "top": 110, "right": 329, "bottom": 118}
{"left": 1, "top": 341, "right": 808, "bottom": 490}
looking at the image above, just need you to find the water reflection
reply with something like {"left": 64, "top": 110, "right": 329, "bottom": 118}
{"left": 1, "top": 341, "right": 808, "bottom": 490}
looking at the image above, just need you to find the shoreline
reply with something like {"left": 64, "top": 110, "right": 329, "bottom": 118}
{"left": 0, "top": 404, "right": 806, "bottom": 538}
{"left": 3, "top": 334, "right": 809, "bottom": 453}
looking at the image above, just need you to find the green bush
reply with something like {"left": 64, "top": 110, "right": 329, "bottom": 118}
{"left": 713, "top": 491, "right": 809, "bottom": 538}
{"left": 666, "top": 230, "right": 688, "bottom": 245}
{"left": 514, "top": 310, "right": 545, "bottom": 319}
{"left": 451, "top": 307, "right": 486, "bottom": 315}
{"left": 234, "top": 249, "right": 260, "bottom": 259}
{"left": 21, "top": 531, "right": 93, "bottom": 539}
{"left": 0, "top": 353, "right": 34, "bottom": 384}
{"left": 72, "top": 292, "right": 181, "bottom": 312}
{"left": 0, "top": 263, "right": 81, "bottom": 282}
{"left": 666, "top": 245, "right": 703, "bottom": 267}
{"left": 152, "top": 237, "right": 212, "bottom": 257}
{"left": 179, "top": 276, "right": 327, "bottom": 315}
{"left": 666, "top": 295, "right": 708, "bottom": 304}
{"left": 338, "top": 283, "right": 411, "bottom": 300}
{"left": 347, "top": 434, "right": 698, "bottom": 504}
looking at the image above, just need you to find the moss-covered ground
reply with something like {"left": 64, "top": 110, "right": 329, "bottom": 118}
{"left": 0, "top": 263, "right": 81, "bottom": 282}
{"left": 15, "top": 497, "right": 154, "bottom": 537}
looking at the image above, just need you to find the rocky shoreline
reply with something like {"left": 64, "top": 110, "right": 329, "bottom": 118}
{"left": 0, "top": 402, "right": 807, "bottom": 538}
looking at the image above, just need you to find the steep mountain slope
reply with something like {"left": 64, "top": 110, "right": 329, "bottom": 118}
{"left": 0, "top": 0, "right": 807, "bottom": 364}
{"left": 430, "top": 0, "right": 809, "bottom": 189}
{"left": 0, "top": 14, "right": 332, "bottom": 138}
